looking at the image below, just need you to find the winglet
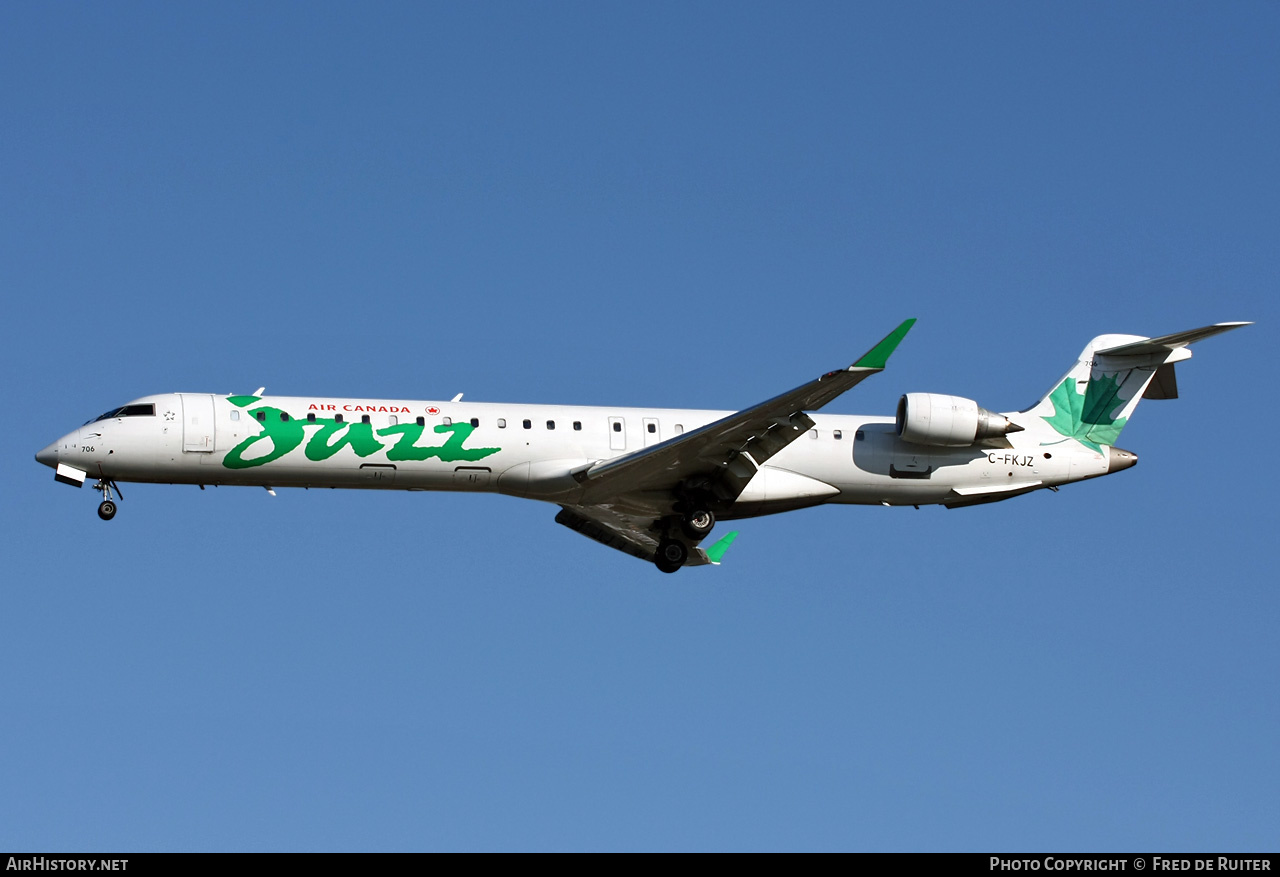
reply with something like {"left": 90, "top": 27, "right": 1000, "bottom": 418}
{"left": 704, "top": 530, "right": 739, "bottom": 564}
{"left": 852, "top": 319, "right": 916, "bottom": 369}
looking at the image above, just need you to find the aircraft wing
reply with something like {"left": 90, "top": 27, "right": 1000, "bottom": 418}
{"left": 555, "top": 504, "right": 716, "bottom": 566}
{"left": 573, "top": 319, "right": 916, "bottom": 507}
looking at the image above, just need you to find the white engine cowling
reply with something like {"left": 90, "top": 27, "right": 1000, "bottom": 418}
{"left": 895, "top": 393, "right": 1022, "bottom": 446}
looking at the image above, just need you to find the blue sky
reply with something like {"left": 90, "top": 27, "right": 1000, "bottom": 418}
{"left": 2, "top": 2, "right": 1276, "bottom": 851}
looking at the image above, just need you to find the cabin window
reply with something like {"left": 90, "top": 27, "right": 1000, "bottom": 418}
{"left": 335, "top": 414, "right": 344, "bottom": 423}
{"left": 675, "top": 424, "right": 683, "bottom": 435}
{"left": 256, "top": 412, "right": 266, "bottom": 422}
{"left": 833, "top": 429, "right": 842, "bottom": 440}
{"left": 361, "top": 414, "right": 371, "bottom": 424}
{"left": 389, "top": 415, "right": 398, "bottom": 426}
{"left": 498, "top": 418, "right": 507, "bottom": 428}
{"left": 809, "top": 429, "right": 818, "bottom": 439}
{"left": 230, "top": 410, "right": 240, "bottom": 422}
{"left": 523, "top": 419, "right": 532, "bottom": 429}
{"left": 547, "top": 420, "right": 556, "bottom": 430}
{"left": 612, "top": 422, "right": 622, "bottom": 432}
{"left": 307, "top": 413, "right": 316, "bottom": 423}
{"left": 470, "top": 417, "right": 479, "bottom": 428}
{"left": 416, "top": 416, "right": 425, "bottom": 427}
{"left": 442, "top": 417, "right": 452, "bottom": 426}
{"left": 647, "top": 423, "right": 656, "bottom": 434}
{"left": 573, "top": 421, "right": 582, "bottom": 431}
{"left": 280, "top": 412, "right": 290, "bottom": 422}
{"left": 855, "top": 429, "right": 865, "bottom": 441}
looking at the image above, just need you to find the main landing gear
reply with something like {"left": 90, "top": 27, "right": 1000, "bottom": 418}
{"left": 680, "top": 508, "right": 715, "bottom": 540}
{"left": 654, "top": 538, "right": 689, "bottom": 574}
{"left": 653, "top": 506, "right": 717, "bottom": 574}
{"left": 94, "top": 478, "right": 122, "bottom": 521}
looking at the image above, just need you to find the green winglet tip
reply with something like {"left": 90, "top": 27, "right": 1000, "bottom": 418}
{"left": 705, "top": 530, "right": 739, "bottom": 564}
{"left": 852, "top": 318, "right": 916, "bottom": 369}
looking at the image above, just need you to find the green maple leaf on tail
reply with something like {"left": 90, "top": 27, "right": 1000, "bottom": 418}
{"left": 1041, "top": 373, "right": 1128, "bottom": 452}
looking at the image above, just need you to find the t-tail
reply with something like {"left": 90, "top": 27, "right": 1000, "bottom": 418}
{"left": 1016, "top": 322, "right": 1252, "bottom": 452}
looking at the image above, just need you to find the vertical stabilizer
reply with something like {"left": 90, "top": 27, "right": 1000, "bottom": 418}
{"left": 1015, "top": 322, "right": 1250, "bottom": 451}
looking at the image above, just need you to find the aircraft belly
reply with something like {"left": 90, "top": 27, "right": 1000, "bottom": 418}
{"left": 496, "top": 459, "right": 589, "bottom": 502}
{"left": 734, "top": 466, "right": 839, "bottom": 505}
{"left": 721, "top": 495, "right": 832, "bottom": 520}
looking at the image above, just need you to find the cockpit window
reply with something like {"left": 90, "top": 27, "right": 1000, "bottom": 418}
{"left": 91, "top": 403, "right": 156, "bottom": 422}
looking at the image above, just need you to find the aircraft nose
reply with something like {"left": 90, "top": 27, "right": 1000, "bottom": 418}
{"left": 1107, "top": 446, "right": 1138, "bottom": 473}
{"left": 35, "top": 441, "right": 59, "bottom": 468}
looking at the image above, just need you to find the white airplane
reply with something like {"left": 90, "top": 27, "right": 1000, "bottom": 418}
{"left": 36, "top": 320, "right": 1249, "bottom": 573}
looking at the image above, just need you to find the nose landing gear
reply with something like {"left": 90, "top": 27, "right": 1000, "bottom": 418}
{"left": 93, "top": 478, "right": 123, "bottom": 521}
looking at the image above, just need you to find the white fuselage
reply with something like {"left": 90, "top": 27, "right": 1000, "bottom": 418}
{"left": 39, "top": 392, "right": 1113, "bottom": 518}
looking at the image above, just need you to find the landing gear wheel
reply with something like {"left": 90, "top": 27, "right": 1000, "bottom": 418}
{"left": 93, "top": 478, "right": 121, "bottom": 520}
{"left": 654, "top": 539, "right": 688, "bottom": 574}
{"left": 680, "top": 509, "right": 715, "bottom": 540}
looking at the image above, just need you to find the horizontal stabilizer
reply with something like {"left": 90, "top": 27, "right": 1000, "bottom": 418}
{"left": 1095, "top": 322, "right": 1251, "bottom": 357}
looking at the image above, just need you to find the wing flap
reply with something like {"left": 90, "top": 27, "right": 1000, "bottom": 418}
{"left": 555, "top": 505, "right": 655, "bottom": 562}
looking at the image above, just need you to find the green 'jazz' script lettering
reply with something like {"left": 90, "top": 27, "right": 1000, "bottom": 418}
{"left": 305, "top": 420, "right": 384, "bottom": 462}
{"left": 222, "top": 398, "right": 501, "bottom": 470}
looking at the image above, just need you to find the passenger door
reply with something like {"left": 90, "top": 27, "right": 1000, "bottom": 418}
{"left": 181, "top": 394, "right": 216, "bottom": 453}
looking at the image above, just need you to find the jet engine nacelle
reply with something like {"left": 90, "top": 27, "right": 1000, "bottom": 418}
{"left": 895, "top": 393, "right": 1022, "bottom": 447}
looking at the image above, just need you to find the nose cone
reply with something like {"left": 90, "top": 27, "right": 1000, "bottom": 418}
{"left": 1107, "top": 446, "right": 1138, "bottom": 474}
{"left": 35, "top": 441, "right": 59, "bottom": 469}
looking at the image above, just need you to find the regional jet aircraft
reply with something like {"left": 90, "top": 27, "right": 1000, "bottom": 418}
{"left": 35, "top": 320, "right": 1249, "bottom": 573}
